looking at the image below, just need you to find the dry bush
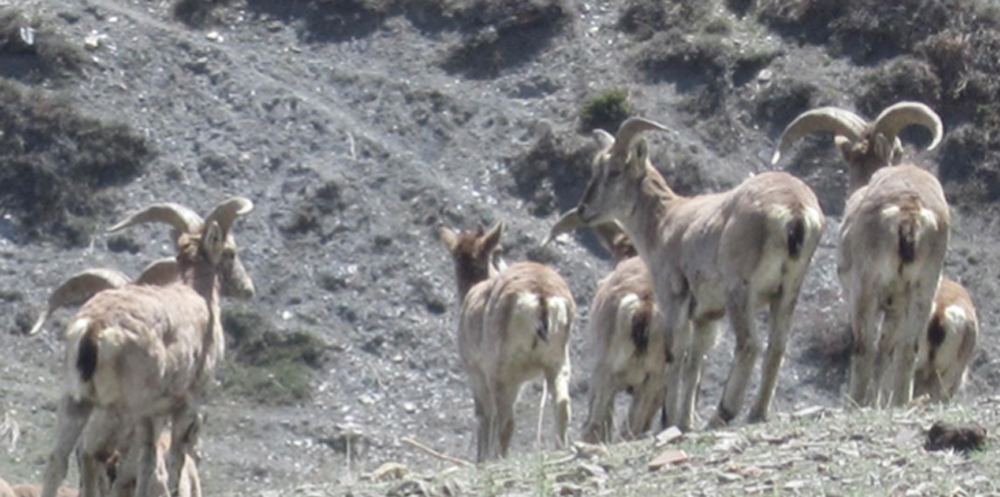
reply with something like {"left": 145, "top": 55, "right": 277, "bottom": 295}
{"left": 653, "top": 142, "right": 712, "bottom": 197}
{"left": 173, "top": 0, "right": 231, "bottom": 27}
{"left": 236, "top": 0, "right": 394, "bottom": 42}
{"left": 0, "top": 80, "right": 154, "bottom": 246}
{"left": 618, "top": 0, "right": 715, "bottom": 41}
{"left": 938, "top": 124, "right": 1000, "bottom": 204}
{"left": 280, "top": 177, "right": 351, "bottom": 240}
{"left": 916, "top": 30, "right": 974, "bottom": 107}
{"left": 506, "top": 123, "right": 591, "bottom": 217}
{"left": 857, "top": 58, "right": 941, "bottom": 119}
{"left": 755, "top": 0, "right": 845, "bottom": 44}
{"left": 0, "top": 7, "right": 88, "bottom": 82}
{"left": 220, "top": 305, "right": 328, "bottom": 406}
{"left": 440, "top": 0, "right": 569, "bottom": 79}
{"left": 755, "top": 77, "right": 818, "bottom": 135}
{"left": 756, "top": 0, "right": 949, "bottom": 63}
{"left": 827, "top": 0, "right": 950, "bottom": 62}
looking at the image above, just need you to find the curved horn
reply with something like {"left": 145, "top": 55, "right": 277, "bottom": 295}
{"left": 593, "top": 129, "right": 615, "bottom": 153}
{"left": 871, "top": 101, "right": 943, "bottom": 151}
{"left": 771, "top": 107, "right": 868, "bottom": 164}
{"left": 609, "top": 117, "right": 669, "bottom": 156}
{"left": 203, "top": 197, "right": 254, "bottom": 234}
{"left": 29, "top": 269, "right": 130, "bottom": 335}
{"left": 542, "top": 208, "right": 584, "bottom": 246}
{"left": 136, "top": 257, "right": 180, "bottom": 286}
{"left": 107, "top": 203, "right": 203, "bottom": 239}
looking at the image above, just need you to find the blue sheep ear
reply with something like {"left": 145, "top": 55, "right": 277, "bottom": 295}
{"left": 482, "top": 221, "right": 504, "bottom": 250}
{"left": 202, "top": 221, "right": 225, "bottom": 264}
{"left": 439, "top": 224, "right": 459, "bottom": 252}
{"left": 633, "top": 137, "right": 650, "bottom": 165}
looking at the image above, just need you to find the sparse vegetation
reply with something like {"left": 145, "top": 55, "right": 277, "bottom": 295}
{"left": 320, "top": 398, "right": 1000, "bottom": 495}
{"left": 219, "top": 305, "right": 329, "bottom": 406}
{"left": 0, "top": 80, "right": 154, "bottom": 246}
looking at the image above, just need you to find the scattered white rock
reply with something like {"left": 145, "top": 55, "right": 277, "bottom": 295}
{"left": 655, "top": 426, "right": 684, "bottom": 447}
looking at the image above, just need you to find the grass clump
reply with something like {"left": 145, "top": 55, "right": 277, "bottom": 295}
{"left": 0, "top": 80, "right": 154, "bottom": 246}
{"left": 579, "top": 89, "right": 632, "bottom": 134}
{"left": 219, "top": 305, "right": 329, "bottom": 406}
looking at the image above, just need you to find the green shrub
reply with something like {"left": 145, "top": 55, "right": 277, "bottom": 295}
{"left": 579, "top": 89, "right": 632, "bottom": 134}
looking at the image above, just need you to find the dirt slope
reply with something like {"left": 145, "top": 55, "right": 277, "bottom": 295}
{"left": 1, "top": 0, "right": 999, "bottom": 494}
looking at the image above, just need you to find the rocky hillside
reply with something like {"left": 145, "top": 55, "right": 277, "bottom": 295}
{"left": 1, "top": 0, "right": 1000, "bottom": 494}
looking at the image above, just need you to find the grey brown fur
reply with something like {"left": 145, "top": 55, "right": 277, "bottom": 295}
{"left": 573, "top": 117, "right": 825, "bottom": 431}
{"left": 440, "top": 222, "right": 575, "bottom": 462}
{"left": 41, "top": 198, "right": 252, "bottom": 497}
{"left": 545, "top": 210, "right": 667, "bottom": 442}
{"left": 914, "top": 278, "right": 978, "bottom": 403}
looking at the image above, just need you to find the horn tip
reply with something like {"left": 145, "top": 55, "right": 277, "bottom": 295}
{"left": 232, "top": 197, "right": 254, "bottom": 215}
{"left": 770, "top": 150, "right": 782, "bottom": 165}
{"left": 28, "top": 313, "right": 48, "bottom": 336}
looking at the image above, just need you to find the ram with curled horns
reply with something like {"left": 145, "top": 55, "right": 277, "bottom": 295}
{"left": 773, "top": 101, "right": 951, "bottom": 407}
{"left": 40, "top": 198, "right": 253, "bottom": 497}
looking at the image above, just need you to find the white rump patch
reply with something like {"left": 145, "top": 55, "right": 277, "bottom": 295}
{"left": 880, "top": 205, "right": 900, "bottom": 220}
{"left": 66, "top": 318, "right": 90, "bottom": 339}
{"left": 918, "top": 208, "right": 939, "bottom": 231}
{"left": 547, "top": 296, "right": 571, "bottom": 331}
{"left": 765, "top": 204, "right": 793, "bottom": 224}
{"left": 942, "top": 305, "right": 968, "bottom": 331}
{"left": 803, "top": 206, "right": 824, "bottom": 231}
{"left": 880, "top": 205, "right": 939, "bottom": 231}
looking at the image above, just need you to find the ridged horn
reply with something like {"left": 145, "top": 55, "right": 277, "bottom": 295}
{"left": 29, "top": 269, "right": 130, "bottom": 335}
{"left": 608, "top": 117, "right": 669, "bottom": 156}
{"left": 543, "top": 208, "right": 584, "bottom": 246}
{"left": 136, "top": 257, "right": 180, "bottom": 286}
{"left": 771, "top": 107, "right": 868, "bottom": 164}
{"left": 871, "top": 101, "right": 943, "bottom": 151}
{"left": 203, "top": 197, "right": 254, "bottom": 234}
{"left": 107, "top": 203, "right": 203, "bottom": 239}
